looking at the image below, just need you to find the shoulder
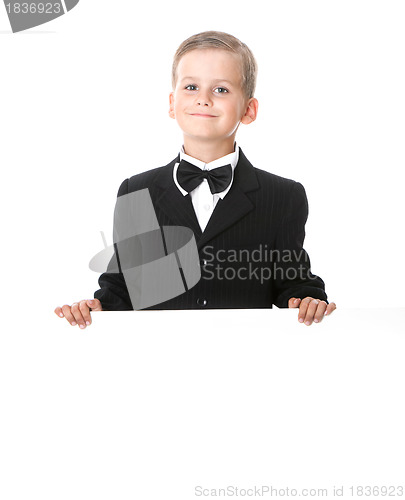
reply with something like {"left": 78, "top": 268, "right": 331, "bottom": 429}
{"left": 254, "top": 166, "right": 298, "bottom": 188}
{"left": 116, "top": 158, "right": 178, "bottom": 197}
{"left": 254, "top": 169, "right": 308, "bottom": 220}
{"left": 238, "top": 148, "right": 305, "bottom": 196}
{"left": 255, "top": 167, "right": 306, "bottom": 198}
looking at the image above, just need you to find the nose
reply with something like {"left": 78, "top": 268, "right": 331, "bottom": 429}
{"left": 196, "top": 89, "right": 211, "bottom": 106}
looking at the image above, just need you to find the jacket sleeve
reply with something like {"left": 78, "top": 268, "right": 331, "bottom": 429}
{"left": 93, "top": 179, "right": 134, "bottom": 311}
{"left": 272, "top": 181, "right": 328, "bottom": 308}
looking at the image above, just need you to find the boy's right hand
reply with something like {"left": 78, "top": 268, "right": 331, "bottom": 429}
{"left": 54, "top": 299, "right": 102, "bottom": 329}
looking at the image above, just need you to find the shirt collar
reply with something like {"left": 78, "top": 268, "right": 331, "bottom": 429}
{"left": 179, "top": 143, "right": 239, "bottom": 171}
{"left": 174, "top": 143, "right": 239, "bottom": 198}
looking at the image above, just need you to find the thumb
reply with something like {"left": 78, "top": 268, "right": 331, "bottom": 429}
{"left": 288, "top": 297, "right": 301, "bottom": 308}
{"left": 87, "top": 299, "right": 103, "bottom": 311}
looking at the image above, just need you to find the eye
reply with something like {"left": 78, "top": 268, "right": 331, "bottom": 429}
{"left": 185, "top": 84, "right": 198, "bottom": 91}
{"left": 214, "top": 87, "right": 229, "bottom": 94}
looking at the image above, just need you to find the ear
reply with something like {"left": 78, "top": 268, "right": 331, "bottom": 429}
{"left": 169, "top": 92, "right": 175, "bottom": 119}
{"left": 241, "top": 97, "right": 259, "bottom": 125}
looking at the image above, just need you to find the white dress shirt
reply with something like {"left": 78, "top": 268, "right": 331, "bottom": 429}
{"left": 173, "top": 143, "right": 239, "bottom": 231}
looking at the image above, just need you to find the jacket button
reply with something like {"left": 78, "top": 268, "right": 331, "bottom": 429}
{"left": 197, "top": 298, "right": 208, "bottom": 307}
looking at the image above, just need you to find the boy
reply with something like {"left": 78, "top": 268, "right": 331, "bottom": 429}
{"left": 55, "top": 31, "right": 336, "bottom": 328}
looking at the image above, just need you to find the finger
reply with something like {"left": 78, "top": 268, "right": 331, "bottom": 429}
{"left": 54, "top": 306, "right": 64, "bottom": 318}
{"left": 61, "top": 304, "right": 77, "bottom": 326}
{"left": 324, "top": 302, "right": 337, "bottom": 316}
{"left": 303, "top": 299, "right": 320, "bottom": 326}
{"left": 87, "top": 299, "right": 102, "bottom": 312}
{"left": 298, "top": 297, "right": 314, "bottom": 323}
{"left": 288, "top": 297, "right": 301, "bottom": 308}
{"left": 79, "top": 300, "right": 92, "bottom": 326}
{"left": 71, "top": 302, "right": 86, "bottom": 329}
{"left": 313, "top": 301, "right": 328, "bottom": 323}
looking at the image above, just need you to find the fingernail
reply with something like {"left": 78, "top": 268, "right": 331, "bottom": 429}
{"left": 305, "top": 321, "right": 311, "bottom": 326}
{"left": 71, "top": 322, "right": 77, "bottom": 326}
{"left": 314, "top": 319, "right": 319, "bottom": 323}
{"left": 299, "top": 318, "right": 304, "bottom": 323}
{"left": 59, "top": 313, "right": 63, "bottom": 318}
{"left": 324, "top": 310, "right": 328, "bottom": 316}
{"left": 88, "top": 300, "right": 94, "bottom": 305}
{"left": 86, "top": 321, "right": 90, "bottom": 326}
{"left": 79, "top": 324, "right": 85, "bottom": 329}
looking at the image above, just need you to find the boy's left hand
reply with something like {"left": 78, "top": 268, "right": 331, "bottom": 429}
{"left": 288, "top": 297, "right": 336, "bottom": 325}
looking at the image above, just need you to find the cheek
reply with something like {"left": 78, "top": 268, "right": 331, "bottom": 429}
{"left": 175, "top": 95, "right": 190, "bottom": 111}
{"left": 223, "top": 102, "right": 240, "bottom": 119}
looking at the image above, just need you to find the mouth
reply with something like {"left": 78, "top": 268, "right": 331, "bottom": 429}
{"left": 190, "top": 113, "right": 217, "bottom": 118}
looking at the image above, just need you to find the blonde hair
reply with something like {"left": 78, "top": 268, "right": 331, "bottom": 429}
{"left": 172, "top": 30, "right": 258, "bottom": 99}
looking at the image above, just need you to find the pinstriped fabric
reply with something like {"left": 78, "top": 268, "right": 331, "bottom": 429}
{"left": 95, "top": 149, "right": 327, "bottom": 310}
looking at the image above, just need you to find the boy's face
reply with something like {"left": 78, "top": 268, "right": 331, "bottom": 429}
{"left": 169, "top": 49, "right": 257, "bottom": 146}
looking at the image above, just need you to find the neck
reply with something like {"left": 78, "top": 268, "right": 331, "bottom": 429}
{"left": 183, "top": 136, "right": 236, "bottom": 163}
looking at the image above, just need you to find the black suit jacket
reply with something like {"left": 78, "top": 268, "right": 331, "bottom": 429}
{"left": 94, "top": 149, "right": 328, "bottom": 310}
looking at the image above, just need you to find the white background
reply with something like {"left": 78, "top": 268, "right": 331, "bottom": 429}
{"left": 1, "top": 2, "right": 405, "bottom": 499}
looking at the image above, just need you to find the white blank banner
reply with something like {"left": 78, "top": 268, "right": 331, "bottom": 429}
{"left": 1, "top": 308, "right": 404, "bottom": 499}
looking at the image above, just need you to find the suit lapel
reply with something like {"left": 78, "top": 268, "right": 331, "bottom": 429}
{"left": 153, "top": 149, "right": 259, "bottom": 248}
{"left": 197, "top": 149, "right": 259, "bottom": 248}
{"left": 154, "top": 158, "right": 202, "bottom": 239}
{"left": 197, "top": 185, "right": 253, "bottom": 249}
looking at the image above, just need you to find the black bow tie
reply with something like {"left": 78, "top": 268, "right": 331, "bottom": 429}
{"left": 177, "top": 159, "right": 233, "bottom": 194}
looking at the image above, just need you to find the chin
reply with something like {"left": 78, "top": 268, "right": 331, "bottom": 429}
{"left": 183, "top": 128, "right": 219, "bottom": 139}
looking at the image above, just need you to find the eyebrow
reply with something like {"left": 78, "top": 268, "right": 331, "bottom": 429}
{"left": 180, "top": 77, "right": 234, "bottom": 85}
